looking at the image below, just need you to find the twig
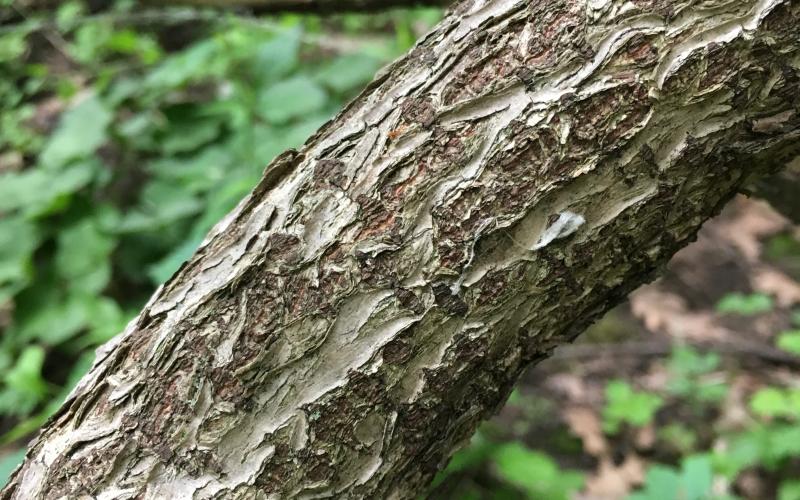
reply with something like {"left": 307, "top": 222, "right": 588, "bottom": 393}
{"left": 544, "top": 338, "right": 800, "bottom": 369}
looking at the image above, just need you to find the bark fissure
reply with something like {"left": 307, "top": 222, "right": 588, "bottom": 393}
{"left": 4, "top": 0, "right": 799, "bottom": 498}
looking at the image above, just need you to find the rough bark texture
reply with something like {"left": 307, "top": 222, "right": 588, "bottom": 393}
{"left": 160, "top": 0, "right": 450, "bottom": 13}
{"left": 5, "top": 0, "right": 800, "bottom": 498}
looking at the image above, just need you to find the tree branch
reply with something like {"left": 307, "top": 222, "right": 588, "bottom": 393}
{"left": 3, "top": 0, "right": 799, "bottom": 498}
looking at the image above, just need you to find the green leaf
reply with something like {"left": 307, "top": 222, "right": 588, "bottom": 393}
{"left": 713, "top": 428, "right": 764, "bottom": 479}
{"left": 492, "top": 442, "right": 583, "bottom": 500}
{"left": 62, "top": 351, "right": 95, "bottom": 395}
{"left": 669, "top": 345, "right": 720, "bottom": 376}
{"left": 70, "top": 21, "right": 113, "bottom": 64}
{"left": 0, "top": 161, "right": 95, "bottom": 216}
{"left": 764, "top": 425, "right": 800, "bottom": 465}
{"left": 0, "top": 31, "right": 27, "bottom": 61}
{"left": 680, "top": 455, "right": 713, "bottom": 500}
{"left": 716, "top": 293, "right": 774, "bottom": 316}
{"left": 0, "top": 217, "right": 39, "bottom": 291}
{"left": 55, "top": 1, "right": 84, "bottom": 31}
{"left": 0, "top": 104, "right": 40, "bottom": 153}
{"left": 147, "top": 236, "right": 203, "bottom": 285}
{"left": 658, "top": 424, "right": 697, "bottom": 454}
{"left": 106, "top": 30, "right": 162, "bottom": 64}
{"left": 639, "top": 466, "right": 681, "bottom": 500}
{"left": 430, "top": 432, "right": 494, "bottom": 489}
{"left": 282, "top": 114, "right": 333, "bottom": 149}
{"left": 55, "top": 219, "right": 115, "bottom": 294}
{"left": 666, "top": 345, "right": 728, "bottom": 403}
{"left": 315, "top": 54, "right": 382, "bottom": 94}
{"left": 779, "top": 480, "right": 800, "bottom": 500}
{"left": 0, "top": 352, "right": 98, "bottom": 447}
{"left": 0, "top": 346, "right": 49, "bottom": 417}
{"left": 751, "top": 387, "right": 789, "bottom": 418}
{"left": 17, "top": 294, "right": 89, "bottom": 345}
{"left": 85, "top": 297, "right": 128, "bottom": 345}
{"left": 188, "top": 173, "right": 260, "bottom": 240}
{"left": 750, "top": 387, "right": 800, "bottom": 419}
{"left": 4, "top": 346, "right": 47, "bottom": 397}
{"left": 143, "top": 38, "right": 220, "bottom": 90}
{"left": 766, "top": 233, "right": 800, "bottom": 260}
{"left": 148, "top": 147, "right": 232, "bottom": 193}
{"left": 0, "top": 449, "right": 26, "bottom": 489}
{"left": 628, "top": 456, "right": 712, "bottom": 500}
{"left": 257, "top": 76, "right": 328, "bottom": 125}
{"left": 118, "top": 181, "right": 203, "bottom": 233}
{"left": 39, "top": 94, "right": 112, "bottom": 169}
{"left": 253, "top": 28, "right": 301, "bottom": 83}
{"left": 777, "top": 330, "right": 800, "bottom": 356}
{"left": 603, "top": 380, "right": 663, "bottom": 433}
{"left": 160, "top": 119, "right": 222, "bottom": 155}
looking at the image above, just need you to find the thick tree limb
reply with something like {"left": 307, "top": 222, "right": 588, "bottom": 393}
{"left": 4, "top": 0, "right": 800, "bottom": 498}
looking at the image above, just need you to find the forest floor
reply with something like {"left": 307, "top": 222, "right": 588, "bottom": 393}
{"left": 433, "top": 196, "right": 800, "bottom": 499}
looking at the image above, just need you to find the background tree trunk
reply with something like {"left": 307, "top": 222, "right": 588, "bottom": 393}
{"left": 4, "top": 0, "right": 799, "bottom": 498}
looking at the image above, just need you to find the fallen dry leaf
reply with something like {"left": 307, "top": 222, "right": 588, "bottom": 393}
{"left": 582, "top": 455, "right": 646, "bottom": 499}
{"left": 563, "top": 406, "right": 607, "bottom": 457}
{"left": 634, "top": 423, "right": 656, "bottom": 451}
{"left": 753, "top": 267, "right": 800, "bottom": 306}
{"left": 714, "top": 197, "right": 789, "bottom": 261}
{"left": 545, "top": 373, "right": 589, "bottom": 402}
{"left": 630, "top": 285, "right": 728, "bottom": 341}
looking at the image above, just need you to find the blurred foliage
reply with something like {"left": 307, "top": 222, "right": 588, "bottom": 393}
{"left": 0, "top": 0, "right": 440, "bottom": 484}
{"left": 602, "top": 380, "right": 664, "bottom": 434}
{"left": 667, "top": 345, "right": 728, "bottom": 405}
{"left": 777, "top": 329, "right": 800, "bottom": 356}
{"left": 628, "top": 455, "right": 716, "bottom": 500}
{"left": 716, "top": 292, "right": 775, "bottom": 316}
{"left": 436, "top": 342, "right": 800, "bottom": 499}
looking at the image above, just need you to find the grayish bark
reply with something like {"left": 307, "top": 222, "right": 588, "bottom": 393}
{"left": 4, "top": 0, "right": 800, "bottom": 498}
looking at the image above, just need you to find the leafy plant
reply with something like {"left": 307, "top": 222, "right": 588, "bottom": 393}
{"left": 603, "top": 380, "right": 664, "bottom": 434}
{"left": 716, "top": 292, "right": 774, "bottom": 316}
{"left": 0, "top": 450, "right": 26, "bottom": 488}
{"left": 714, "top": 423, "right": 800, "bottom": 479}
{"left": 628, "top": 455, "right": 714, "bottom": 500}
{"left": 492, "top": 442, "right": 584, "bottom": 500}
{"left": 750, "top": 387, "right": 800, "bottom": 420}
{"left": 780, "top": 480, "right": 800, "bottom": 500}
{"left": 658, "top": 423, "right": 698, "bottom": 455}
{"left": 667, "top": 345, "right": 728, "bottom": 404}
{"left": 777, "top": 330, "right": 800, "bottom": 356}
{"left": 0, "top": 347, "right": 49, "bottom": 417}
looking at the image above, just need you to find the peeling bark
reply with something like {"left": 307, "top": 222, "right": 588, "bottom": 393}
{"left": 4, "top": 0, "right": 800, "bottom": 498}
